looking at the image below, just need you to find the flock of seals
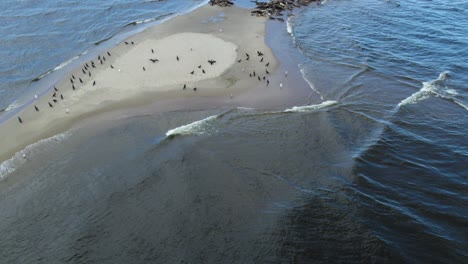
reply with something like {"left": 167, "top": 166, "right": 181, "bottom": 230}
{"left": 210, "top": 0, "right": 319, "bottom": 20}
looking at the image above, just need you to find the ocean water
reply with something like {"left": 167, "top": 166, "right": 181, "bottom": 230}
{"left": 0, "top": 0, "right": 467, "bottom": 263}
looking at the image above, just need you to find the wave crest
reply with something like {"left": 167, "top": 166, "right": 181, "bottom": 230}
{"left": 284, "top": 100, "right": 338, "bottom": 112}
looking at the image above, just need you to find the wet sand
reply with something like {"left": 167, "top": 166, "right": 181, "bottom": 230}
{"left": 0, "top": 5, "right": 291, "bottom": 163}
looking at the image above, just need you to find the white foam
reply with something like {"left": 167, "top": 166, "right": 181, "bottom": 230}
{"left": 166, "top": 115, "right": 218, "bottom": 137}
{"left": 397, "top": 71, "right": 450, "bottom": 108}
{"left": 284, "top": 100, "right": 338, "bottom": 113}
{"left": 4, "top": 101, "right": 21, "bottom": 112}
{"left": 0, "top": 131, "right": 72, "bottom": 180}
{"left": 286, "top": 16, "right": 294, "bottom": 36}
{"left": 299, "top": 65, "right": 325, "bottom": 100}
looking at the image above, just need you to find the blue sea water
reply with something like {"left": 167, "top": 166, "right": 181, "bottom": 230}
{"left": 0, "top": 0, "right": 466, "bottom": 263}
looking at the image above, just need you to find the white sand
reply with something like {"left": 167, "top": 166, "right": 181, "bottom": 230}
{"left": 0, "top": 5, "right": 279, "bottom": 162}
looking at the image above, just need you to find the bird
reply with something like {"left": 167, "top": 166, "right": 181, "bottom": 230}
{"left": 60, "top": 94, "right": 64, "bottom": 100}
{"left": 100, "top": 60, "right": 103, "bottom": 65}
{"left": 72, "top": 74, "right": 75, "bottom": 79}
{"left": 257, "top": 51, "right": 264, "bottom": 56}
{"left": 72, "top": 84, "right": 75, "bottom": 90}
{"left": 266, "top": 69, "right": 270, "bottom": 74}
{"left": 131, "top": 41, "right": 134, "bottom": 45}
{"left": 79, "top": 78, "right": 83, "bottom": 84}
{"left": 260, "top": 57, "right": 264, "bottom": 62}
{"left": 89, "top": 72, "right": 91, "bottom": 77}
{"left": 92, "top": 64, "right": 96, "bottom": 68}
{"left": 102, "top": 56, "right": 106, "bottom": 61}
{"left": 265, "top": 62, "right": 270, "bottom": 67}
{"left": 98, "top": 55, "right": 101, "bottom": 60}
{"left": 176, "top": 56, "right": 179, "bottom": 61}
{"left": 53, "top": 99, "right": 58, "bottom": 103}
{"left": 151, "top": 49, "right": 154, "bottom": 53}
{"left": 202, "top": 69, "right": 205, "bottom": 74}
{"left": 149, "top": 59, "right": 159, "bottom": 63}
{"left": 263, "top": 76, "right": 266, "bottom": 80}
{"left": 285, "top": 70, "right": 288, "bottom": 77}
{"left": 107, "top": 51, "right": 111, "bottom": 56}
{"left": 253, "top": 71, "right": 256, "bottom": 77}
{"left": 246, "top": 56, "right": 249, "bottom": 61}
{"left": 54, "top": 86, "right": 58, "bottom": 92}
{"left": 267, "top": 80, "right": 270, "bottom": 86}
{"left": 198, "top": 65, "right": 202, "bottom": 68}
{"left": 82, "top": 69, "right": 86, "bottom": 74}
{"left": 237, "top": 59, "right": 241, "bottom": 63}
{"left": 249, "top": 73, "right": 252, "bottom": 77}
{"left": 143, "top": 67, "right": 146, "bottom": 71}
{"left": 246, "top": 53, "right": 250, "bottom": 57}
{"left": 110, "top": 65, "right": 114, "bottom": 69}
{"left": 48, "top": 102, "right": 53, "bottom": 107}
{"left": 34, "top": 105, "right": 39, "bottom": 111}
{"left": 52, "top": 92, "right": 56, "bottom": 97}
{"left": 70, "top": 78, "right": 74, "bottom": 84}
{"left": 18, "top": 117, "right": 23, "bottom": 123}
{"left": 193, "top": 87, "right": 197, "bottom": 91}
{"left": 190, "top": 70, "right": 194, "bottom": 75}
{"left": 183, "top": 84, "right": 186, "bottom": 90}
{"left": 85, "top": 63, "right": 89, "bottom": 68}
{"left": 125, "top": 41, "right": 129, "bottom": 45}
{"left": 258, "top": 76, "right": 261, "bottom": 81}
{"left": 93, "top": 81, "right": 96, "bottom": 86}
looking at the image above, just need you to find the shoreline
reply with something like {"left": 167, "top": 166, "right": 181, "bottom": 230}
{"left": 0, "top": 4, "right": 312, "bottom": 164}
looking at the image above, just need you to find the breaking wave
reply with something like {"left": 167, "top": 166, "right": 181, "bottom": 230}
{"left": 166, "top": 115, "right": 218, "bottom": 137}
{"left": 284, "top": 100, "right": 338, "bottom": 113}
{"left": 0, "top": 131, "right": 72, "bottom": 180}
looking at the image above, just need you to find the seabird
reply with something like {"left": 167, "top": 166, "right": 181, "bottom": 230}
{"left": 131, "top": 41, "right": 134, "bottom": 45}
{"left": 89, "top": 72, "right": 91, "bottom": 77}
{"left": 246, "top": 53, "right": 250, "bottom": 57}
{"left": 266, "top": 62, "right": 270, "bottom": 67}
{"left": 253, "top": 71, "right": 256, "bottom": 77}
{"left": 100, "top": 60, "right": 103, "bottom": 65}
{"left": 149, "top": 59, "right": 159, "bottom": 63}
{"left": 98, "top": 55, "right": 101, "bottom": 60}
{"left": 266, "top": 69, "right": 270, "bottom": 74}
{"left": 176, "top": 56, "right": 179, "bottom": 61}
{"left": 60, "top": 94, "right": 64, "bottom": 100}
{"left": 263, "top": 76, "right": 266, "bottom": 80}
{"left": 82, "top": 69, "right": 86, "bottom": 74}
{"left": 280, "top": 83, "right": 283, "bottom": 88}
{"left": 53, "top": 99, "right": 58, "bottom": 103}
{"left": 258, "top": 76, "right": 261, "bottom": 81}
{"left": 257, "top": 51, "right": 264, "bottom": 56}
{"left": 202, "top": 69, "right": 205, "bottom": 74}
{"left": 111, "top": 65, "right": 114, "bottom": 69}
{"left": 103, "top": 56, "right": 106, "bottom": 61}
{"left": 92, "top": 64, "right": 96, "bottom": 68}
{"left": 79, "top": 78, "right": 83, "bottom": 83}
{"left": 34, "top": 105, "right": 39, "bottom": 111}
{"left": 34, "top": 94, "right": 38, "bottom": 99}
{"left": 52, "top": 92, "right": 56, "bottom": 97}
{"left": 70, "top": 78, "right": 74, "bottom": 84}
{"left": 183, "top": 84, "right": 186, "bottom": 90}
{"left": 267, "top": 80, "right": 270, "bottom": 86}
{"left": 198, "top": 65, "right": 202, "bottom": 68}
{"left": 260, "top": 57, "right": 264, "bottom": 62}
{"left": 249, "top": 73, "right": 252, "bottom": 77}
{"left": 86, "top": 63, "right": 89, "bottom": 67}
{"left": 190, "top": 70, "right": 194, "bottom": 75}
{"left": 93, "top": 81, "right": 96, "bottom": 86}
{"left": 18, "top": 117, "right": 23, "bottom": 123}
{"left": 72, "top": 84, "right": 75, "bottom": 90}
{"left": 246, "top": 56, "right": 249, "bottom": 61}
{"left": 125, "top": 41, "right": 129, "bottom": 45}
{"left": 237, "top": 59, "right": 241, "bottom": 63}
{"left": 151, "top": 49, "right": 154, "bottom": 53}
{"left": 107, "top": 51, "right": 111, "bottom": 56}
{"left": 143, "top": 67, "right": 146, "bottom": 71}
{"left": 193, "top": 87, "right": 197, "bottom": 91}
{"left": 54, "top": 86, "right": 58, "bottom": 91}
{"left": 72, "top": 74, "right": 75, "bottom": 79}
{"left": 48, "top": 102, "right": 53, "bottom": 107}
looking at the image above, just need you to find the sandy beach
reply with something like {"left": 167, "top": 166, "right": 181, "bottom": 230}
{"left": 0, "top": 5, "right": 284, "bottom": 163}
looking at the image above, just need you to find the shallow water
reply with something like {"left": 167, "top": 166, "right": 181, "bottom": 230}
{"left": 0, "top": 0, "right": 467, "bottom": 263}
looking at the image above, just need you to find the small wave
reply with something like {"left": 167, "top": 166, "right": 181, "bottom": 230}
{"left": 4, "top": 101, "right": 21, "bottom": 112}
{"left": 286, "top": 16, "right": 294, "bottom": 36}
{"left": 166, "top": 115, "right": 218, "bottom": 138}
{"left": 31, "top": 53, "right": 85, "bottom": 82}
{"left": 284, "top": 100, "right": 338, "bottom": 113}
{"left": 0, "top": 131, "right": 72, "bottom": 180}
{"left": 299, "top": 65, "right": 325, "bottom": 100}
{"left": 397, "top": 71, "right": 455, "bottom": 108}
{"left": 124, "top": 13, "right": 174, "bottom": 28}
